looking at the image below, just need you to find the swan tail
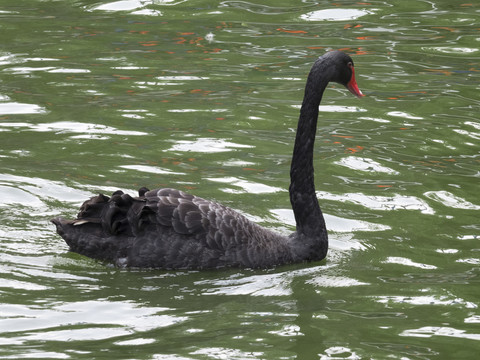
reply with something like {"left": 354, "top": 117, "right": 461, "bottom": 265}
{"left": 50, "top": 216, "right": 129, "bottom": 264}
{"left": 52, "top": 187, "right": 287, "bottom": 268}
{"left": 51, "top": 190, "right": 148, "bottom": 264}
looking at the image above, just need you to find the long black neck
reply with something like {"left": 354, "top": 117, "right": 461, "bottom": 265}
{"left": 289, "top": 58, "right": 332, "bottom": 240}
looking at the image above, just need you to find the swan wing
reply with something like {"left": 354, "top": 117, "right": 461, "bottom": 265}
{"left": 55, "top": 187, "right": 285, "bottom": 268}
{"left": 76, "top": 188, "right": 260, "bottom": 248}
{"left": 143, "top": 188, "right": 251, "bottom": 250}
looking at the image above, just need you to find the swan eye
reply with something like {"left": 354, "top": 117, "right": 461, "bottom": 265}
{"left": 347, "top": 62, "right": 353, "bottom": 69}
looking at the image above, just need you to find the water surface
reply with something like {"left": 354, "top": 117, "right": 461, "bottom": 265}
{"left": 0, "top": 0, "right": 479, "bottom": 359}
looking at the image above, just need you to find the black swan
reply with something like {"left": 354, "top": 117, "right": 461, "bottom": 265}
{"left": 51, "top": 51, "right": 364, "bottom": 269}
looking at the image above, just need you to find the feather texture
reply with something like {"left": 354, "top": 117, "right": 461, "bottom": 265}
{"left": 52, "top": 188, "right": 298, "bottom": 268}
{"left": 51, "top": 51, "right": 362, "bottom": 269}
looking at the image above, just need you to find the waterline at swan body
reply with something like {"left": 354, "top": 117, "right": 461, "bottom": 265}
{"left": 51, "top": 51, "right": 364, "bottom": 269}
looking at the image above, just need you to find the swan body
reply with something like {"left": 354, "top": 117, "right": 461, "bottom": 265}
{"left": 52, "top": 51, "right": 363, "bottom": 269}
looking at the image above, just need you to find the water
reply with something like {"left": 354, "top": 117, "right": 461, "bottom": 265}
{"left": 0, "top": 0, "right": 479, "bottom": 358}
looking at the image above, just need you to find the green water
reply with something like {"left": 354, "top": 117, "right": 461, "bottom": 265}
{"left": 1, "top": 0, "right": 479, "bottom": 359}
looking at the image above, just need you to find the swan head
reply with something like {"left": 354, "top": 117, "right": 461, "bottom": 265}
{"left": 323, "top": 51, "right": 365, "bottom": 98}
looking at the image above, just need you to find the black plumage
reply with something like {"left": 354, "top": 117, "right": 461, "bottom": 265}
{"left": 51, "top": 51, "right": 364, "bottom": 269}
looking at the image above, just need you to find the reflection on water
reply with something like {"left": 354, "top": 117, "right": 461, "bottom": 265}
{"left": 317, "top": 191, "right": 435, "bottom": 215}
{"left": 376, "top": 295, "right": 477, "bottom": 308}
{"left": 0, "top": 121, "right": 149, "bottom": 136}
{"left": 0, "top": 102, "right": 46, "bottom": 115}
{"left": 89, "top": 0, "right": 166, "bottom": 15}
{"left": 207, "top": 176, "right": 283, "bottom": 194}
{"left": 300, "top": 8, "right": 376, "bottom": 22}
{"left": 425, "top": 47, "right": 479, "bottom": 55}
{"left": 1, "top": 301, "right": 183, "bottom": 338}
{"left": 1, "top": 0, "right": 479, "bottom": 359}
{"left": 119, "top": 164, "right": 185, "bottom": 175}
{"left": 197, "top": 264, "right": 368, "bottom": 297}
{"left": 383, "top": 256, "right": 437, "bottom": 270}
{"left": 400, "top": 327, "right": 480, "bottom": 341}
{"left": 335, "top": 156, "right": 400, "bottom": 174}
{"left": 6, "top": 66, "right": 91, "bottom": 74}
{"left": 0, "top": 174, "right": 91, "bottom": 208}
{"left": 168, "top": 137, "right": 254, "bottom": 153}
{"left": 424, "top": 190, "right": 480, "bottom": 210}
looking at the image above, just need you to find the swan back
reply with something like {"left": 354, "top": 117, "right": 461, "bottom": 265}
{"left": 53, "top": 188, "right": 297, "bottom": 269}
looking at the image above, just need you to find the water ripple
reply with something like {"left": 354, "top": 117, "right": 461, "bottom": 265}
{"left": 197, "top": 264, "right": 367, "bottom": 297}
{"left": 424, "top": 190, "right": 480, "bottom": 210}
{"left": 0, "top": 102, "right": 46, "bottom": 115}
{"left": 317, "top": 191, "right": 435, "bottom": 215}
{"left": 0, "top": 301, "right": 186, "bottom": 344}
{"left": 88, "top": 0, "right": 173, "bottom": 15}
{"left": 207, "top": 176, "right": 283, "bottom": 194}
{"left": 400, "top": 326, "right": 480, "bottom": 341}
{"left": 0, "top": 173, "right": 91, "bottom": 206}
{"left": 383, "top": 257, "right": 437, "bottom": 270}
{"left": 167, "top": 137, "right": 254, "bottom": 153}
{"left": 300, "top": 8, "right": 376, "bottom": 22}
{"left": 119, "top": 164, "right": 185, "bottom": 175}
{"left": 1, "top": 1, "right": 479, "bottom": 358}
{"left": 335, "top": 156, "right": 399, "bottom": 175}
{"left": 375, "top": 295, "right": 477, "bottom": 308}
{"left": 0, "top": 121, "right": 148, "bottom": 137}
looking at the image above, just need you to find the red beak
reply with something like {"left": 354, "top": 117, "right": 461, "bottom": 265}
{"left": 347, "top": 66, "right": 365, "bottom": 98}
